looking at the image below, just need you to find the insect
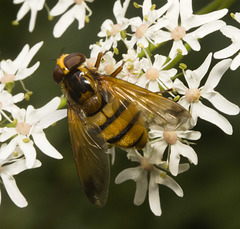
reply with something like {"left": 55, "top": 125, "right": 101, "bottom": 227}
{"left": 53, "top": 52, "right": 193, "bottom": 207}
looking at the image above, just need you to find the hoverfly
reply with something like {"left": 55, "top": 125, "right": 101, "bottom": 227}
{"left": 53, "top": 52, "right": 193, "bottom": 207}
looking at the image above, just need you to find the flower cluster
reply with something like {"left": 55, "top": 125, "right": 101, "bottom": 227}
{"left": 87, "top": 0, "right": 239, "bottom": 216}
{"left": 9, "top": 0, "right": 240, "bottom": 217}
{"left": 0, "top": 41, "right": 67, "bottom": 207}
{"left": 13, "top": 0, "right": 95, "bottom": 38}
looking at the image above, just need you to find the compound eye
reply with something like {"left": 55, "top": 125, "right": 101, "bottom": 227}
{"left": 64, "top": 53, "right": 86, "bottom": 71}
{"left": 53, "top": 64, "right": 65, "bottom": 84}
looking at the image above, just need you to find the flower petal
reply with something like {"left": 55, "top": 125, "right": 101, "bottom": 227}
{"left": 32, "top": 131, "right": 63, "bottom": 159}
{"left": 156, "top": 172, "right": 183, "bottom": 197}
{"left": 1, "top": 173, "right": 28, "bottom": 208}
{"left": 231, "top": 54, "right": 240, "bottom": 70}
{"left": 19, "top": 140, "right": 37, "bottom": 168}
{"left": 195, "top": 101, "right": 233, "bottom": 135}
{"left": 53, "top": 7, "right": 75, "bottom": 38}
{"left": 115, "top": 167, "right": 142, "bottom": 184}
{"left": 202, "top": 91, "right": 240, "bottom": 115}
{"left": 134, "top": 170, "right": 148, "bottom": 206}
{"left": 202, "top": 58, "right": 231, "bottom": 91}
{"left": 50, "top": 0, "right": 73, "bottom": 16}
{"left": 148, "top": 174, "right": 161, "bottom": 216}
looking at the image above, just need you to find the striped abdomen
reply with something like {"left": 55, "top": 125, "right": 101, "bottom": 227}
{"left": 86, "top": 97, "right": 148, "bottom": 149}
{"left": 63, "top": 68, "right": 148, "bottom": 149}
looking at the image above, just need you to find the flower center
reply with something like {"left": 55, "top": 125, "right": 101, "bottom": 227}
{"left": 171, "top": 26, "right": 186, "bottom": 41}
{"left": 86, "top": 58, "right": 96, "bottom": 69}
{"left": 74, "top": 0, "right": 83, "bottom": 4}
{"left": 110, "top": 24, "right": 121, "bottom": 36}
{"left": 185, "top": 88, "right": 201, "bottom": 103}
{"left": 135, "top": 24, "right": 148, "bottom": 39}
{"left": 145, "top": 67, "right": 159, "bottom": 80}
{"left": 163, "top": 130, "right": 177, "bottom": 145}
{"left": 0, "top": 101, "right": 2, "bottom": 109}
{"left": 16, "top": 122, "right": 32, "bottom": 135}
{"left": 140, "top": 157, "right": 154, "bottom": 171}
{"left": 104, "top": 64, "right": 115, "bottom": 75}
{"left": 1, "top": 73, "right": 15, "bottom": 84}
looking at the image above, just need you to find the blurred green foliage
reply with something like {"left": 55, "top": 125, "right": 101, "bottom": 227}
{"left": 0, "top": 0, "right": 240, "bottom": 229}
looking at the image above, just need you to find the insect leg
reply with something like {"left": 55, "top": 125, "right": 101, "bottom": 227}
{"left": 94, "top": 52, "right": 103, "bottom": 69}
{"left": 110, "top": 61, "right": 125, "bottom": 78}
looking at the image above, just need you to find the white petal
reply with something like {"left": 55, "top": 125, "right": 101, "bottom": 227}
{"left": 75, "top": 5, "right": 86, "bottom": 30}
{"left": 12, "top": 93, "right": 25, "bottom": 103}
{"left": 1, "top": 173, "right": 27, "bottom": 208}
{"left": 220, "top": 25, "right": 240, "bottom": 39}
{"left": 183, "top": 33, "right": 201, "bottom": 51}
{"left": 177, "top": 97, "right": 191, "bottom": 110}
{"left": 231, "top": 54, "right": 240, "bottom": 70}
{"left": 183, "top": 9, "right": 228, "bottom": 30}
{"left": 173, "top": 78, "right": 188, "bottom": 94}
{"left": 169, "top": 146, "right": 180, "bottom": 176}
{"left": 115, "top": 167, "right": 142, "bottom": 184}
{"left": 176, "top": 130, "right": 201, "bottom": 140}
{"left": 214, "top": 43, "right": 240, "bottom": 59}
{"left": 169, "top": 40, "right": 188, "bottom": 59}
{"left": 202, "top": 91, "right": 240, "bottom": 115}
{"left": 0, "top": 138, "right": 18, "bottom": 160}
{"left": 29, "top": 9, "right": 37, "bottom": 32}
{"left": 196, "top": 101, "right": 233, "bottom": 135}
{"left": 15, "top": 62, "right": 40, "bottom": 80}
{"left": 202, "top": 58, "right": 231, "bottom": 91}
{"left": 28, "top": 97, "right": 61, "bottom": 124}
{"left": 12, "top": 44, "right": 30, "bottom": 69}
{"left": 22, "top": 41, "right": 43, "bottom": 67}
{"left": 53, "top": 7, "right": 75, "bottom": 38}
{"left": 32, "top": 131, "right": 63, "bottom": 159}
{"left": 165, "top": 0, "right": 179, "bottom": 30}
{"left": 50, "top": 0, "right": 73, "bottom": 16}
{"left": 0, "top": 128, "right": 17, "bottom": 142}
{"left": 19, "top": 140, "right": 36, "bottom": 168}
{"left": 149, "top": 174, "right": 161, "bottom": 216}
{"left": 3, "top": 158, "right": 41, "bottom": 175}
{"left": 192, "top": 20, "right": 225, "bottom": 39}
{"left": 134, "top": 170, "right": 148, "bottom": 206}
{"left": 37, "top": 109, "right": 67, "bottom": 129}
{"left": 189, "top": 53, "right": 212, "bottom": 87}
{"left": 15, "top": 2, "right": 30, "bottom": 21}
{"left": 156, "top": 172, "right": 183, "bottom": 197}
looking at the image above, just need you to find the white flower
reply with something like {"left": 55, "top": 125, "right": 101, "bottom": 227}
{"left": 0, "top": 42, "right": 43, "bottom": 84}
{"left": 118, "top": 49, "right": 142, "bottom": 84}
{"left": 0, "top": 148, "right": 41, "bottom": 207}
{"left": 137, "top": 54, "right": 176, "bottom": 92}
{"left": 0, "top": 97, "right": 67, "bottom": 168}
{"left": 50, "top": 0, "right": 94, "bottom": 38}
{"left": 149, "top": 129, "right": 200, "bottom": 176}
{"left": 155, "top": 0, "right": 227, "bottom": 58}
{"left": 97, "top": 0, "right": 130, "bottom": 48}
{"left": 13, "top": 0, "right": 45, "bottom": 32}
{"left": 214, "top": 19, "right": 240, "bottom": 70}
{"left": 115, "top": 144, "right": 185, "bottom": 216}
{"left": 125, "top": 0, "right": 170, "bottom": 50}
{"left": 174, "top": 53, "right": 240, "bottom": 134}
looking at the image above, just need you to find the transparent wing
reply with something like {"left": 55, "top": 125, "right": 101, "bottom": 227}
{"left": 101, "top": 76, "right": 194, "bottom": 131}
{"left": 68, "top": 107, "right": 110, "bottom": 207}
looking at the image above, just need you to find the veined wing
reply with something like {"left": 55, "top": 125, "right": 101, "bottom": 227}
{"left": 68, "top": 106, "right": 110, "bottom": 207}
{"left": 101, "top": 75, "right": 193, "bottom": 131}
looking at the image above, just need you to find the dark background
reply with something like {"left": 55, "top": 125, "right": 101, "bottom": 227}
{"left": 0, "top": 0, "right": 240, "bottom": 228}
